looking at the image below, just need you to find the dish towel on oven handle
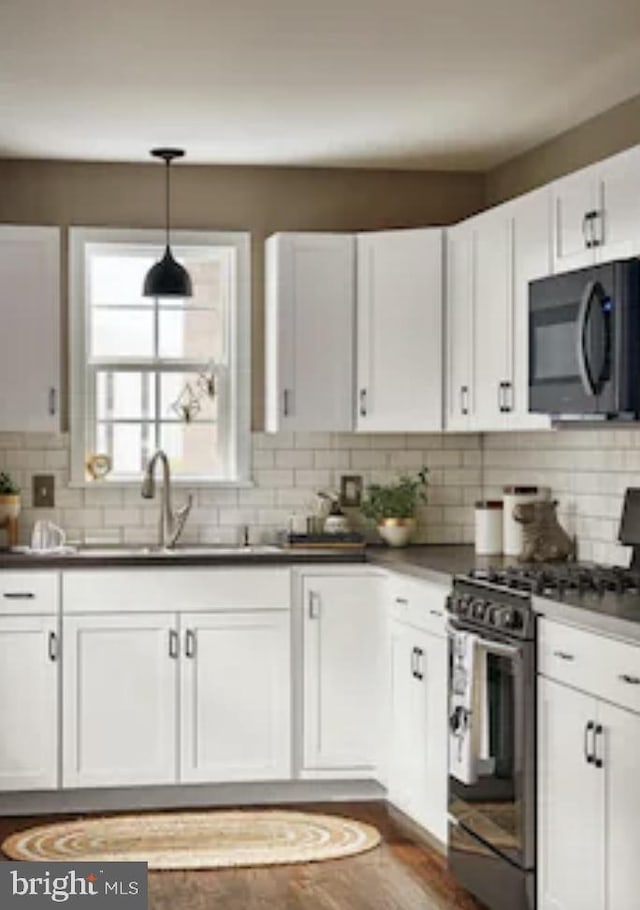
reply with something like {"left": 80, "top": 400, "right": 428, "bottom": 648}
{"left": 449, "top": 630, "right": 493, "bottom": 785}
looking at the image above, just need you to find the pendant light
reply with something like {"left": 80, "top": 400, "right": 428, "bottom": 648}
{"left": 143, "top": 147, "right": 193, "bottom": 298}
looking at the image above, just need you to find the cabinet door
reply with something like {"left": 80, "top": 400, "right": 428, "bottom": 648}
{"left": 420, "top": 630, "right": 448, "bottom": 843}
{"left": 600, "top": 701, "right": 640, "bottom": 910}
{"left": 0, "top": 616, "right": 59, "bottom": 790}
{"left": 303, "top": 575, "right": 383, "bottom": 772}
{"left": 445, "top": 222, "right": 474, "bottom": 430}
{"left": 596, "top": 145, "right": 640, "bottom": 263}
{"left": 510, "top": 188, "right": 553, "bottom": 430}
{"left": 265, "top": 233, "right": 355, "bottom": 432}
{"left": 357, "top": 229, "right": 443, "bottom": 431}
{"left": 537, "top": 678, "right": 604, "bottom": 910}
{"left": 180, "top": 611, "right": 291, "bottom": 783}
{"left": 0, "top": 226, "right": 60, "bottom": 431}
{"left": 552, "top": 167, "right": 598, "bottom": 273}
{"left": 472, "top": 208, "right": 511, "bottom": 431}
{"left": 63, "top": 613, "right": 178, "bottom": 788}
{"left": 387, "top": 622, "right": 417, "bottom": 811}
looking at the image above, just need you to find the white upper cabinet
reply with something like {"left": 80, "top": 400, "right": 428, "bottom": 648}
{"left": 446, "top": 190, "right": 553, "bottom": 432}
{"left": 472, "top": 206, "right": 512, "bottom": 431}
{"left": 552, "top": 165, "right": 599, "bottom": 273}
{"left": 596, "top": 145, "right": 640, "bottom": 263}
{"left": 0, "top": 226, "right": 60, "bottom": 431}
{"left": 356, "top": 228, "right": 443, "bottom": 432}
{"left": 445, "top": 221, "right": 475, "bottom": 430}
{"left": 265, "top": 232, "right": 355, "bottom": 432}
{"left": 509, "top": 187, "right": 553, "bottom": 430}
{"left": 552, "top": 145, "right": 640, "bottom": 273}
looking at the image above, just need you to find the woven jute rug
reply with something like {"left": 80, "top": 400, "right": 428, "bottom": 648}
{"left": 2, "top": 810, "right": 381, "bottom": 870}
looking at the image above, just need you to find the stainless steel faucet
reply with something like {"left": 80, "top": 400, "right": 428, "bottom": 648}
{"left": 141, "top": 450, "right": 193, "bottom": 549}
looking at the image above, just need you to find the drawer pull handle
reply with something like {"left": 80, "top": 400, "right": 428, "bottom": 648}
{"left": 168, "top": 629, "right": 179, "bottom": 659}
{"left": 308, "top": 591, "right": 321, "bottom": 620}
{"left": 395, "top": 597, "right": 408, "bottom": 606}
{"left": 430, "top": 609, "right": 444, "bottom": 617}
{"left": 553, "top": 650, "right": 575, "bottom": 661}
{"left": 619, "top": 673, "right": 640, "bottom": 685}
{"left": 594, "top": 723, "right": 604, "bottom": 769}
{"left": 3, "top": 592, "right": 35, "bottom": 599}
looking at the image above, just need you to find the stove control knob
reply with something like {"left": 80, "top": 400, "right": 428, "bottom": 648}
{"left": 472, "top": 599, "right": 487, "bottom": 620}
{"left": 498, "top": 608, "right": 523, "bottom": 630}
{"left": 457, "top": 596, "right": 471, "bottom": 616}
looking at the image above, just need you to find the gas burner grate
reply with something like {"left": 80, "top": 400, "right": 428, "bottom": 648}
{"left": 468, "top": 563, "right": 640, "bottom": 597}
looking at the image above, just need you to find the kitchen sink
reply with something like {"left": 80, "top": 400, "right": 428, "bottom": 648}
{"left": 73, "top": 544, "right": 282, "bottom": 558}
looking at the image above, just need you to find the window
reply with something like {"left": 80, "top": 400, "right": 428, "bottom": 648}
{"left": 70, "top": 229, "right": 251, "bottom": 484}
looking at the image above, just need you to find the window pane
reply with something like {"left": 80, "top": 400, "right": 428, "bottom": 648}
{"left": 158, "top": 308, "right": 224, "bottom": 360}
{"left": 159, "top": 251, "right": 231, "bottom": 309}
{"left": 96, "top": 372, "right": 156, "bottom": 420}
{"left": 90, "top": 254, "right": 155, "bottom": 306}
{"left": 97, "top": 422, "right": 152, "bottom": 474}
{"left": 91, "top": 309, "right": 154, "bottom": 358}
{"left": 160, "top": 372, "right": 217, "bottom": 421}
{"left": 160, "top": 423, "right": 220, "bottom": 477}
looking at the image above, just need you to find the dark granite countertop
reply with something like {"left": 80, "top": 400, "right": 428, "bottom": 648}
{"left": 3, "top": 541, "right": 640, "bottom": 642}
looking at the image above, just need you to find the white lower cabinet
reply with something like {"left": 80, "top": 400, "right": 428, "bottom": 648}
{"left": 180, "top": 611, "right": 291, "bottom": 782}
{"left": 388, "top": 618, "right": 448, "bottom": 843}
{"left": 538, "top": 621, "right": 640, "bottom": 910}
{"left": 63, "top": 613, "right": 178, "bottom": 788}
{"left": 537, "top": 678, "right": 603, "bottom": 910}
{"left": 302, "top": 574, "right": 384, "bottom": 774}
{"left": 0, "top": 615, "right": 59, "bottom": 791}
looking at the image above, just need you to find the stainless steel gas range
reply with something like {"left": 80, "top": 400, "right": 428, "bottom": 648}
{"left": 446, "top": 558, "right": 640, "bottom": 910}
{"left": 447, "top": 572, "right": 536, "bottom": 910}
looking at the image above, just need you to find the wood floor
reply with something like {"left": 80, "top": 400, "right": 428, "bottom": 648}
{"left": 0, "top": 802, "right": 483, "bottom": 910}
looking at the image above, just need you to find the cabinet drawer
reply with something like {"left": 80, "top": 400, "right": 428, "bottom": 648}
{"left": 0, "top": 572, "right": 58, "bottom": 614}
{"left": 63, "top": 568, "right": 291, "bottom": 614}
{"left": 388, "top": 573, "right": 447, "bottom": 637}
{"left": 539, "top": 618, "right": 640, "bottom": 713}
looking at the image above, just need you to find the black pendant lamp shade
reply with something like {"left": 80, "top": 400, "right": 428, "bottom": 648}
{"left": 143, "top": 148, "right": 193, "bottom": 298}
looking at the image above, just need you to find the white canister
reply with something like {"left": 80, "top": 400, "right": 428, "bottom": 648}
{"left": 474, "top": 501, "right": 504, "bottom": 555}
{"left": 502, "top": 486, "right": 550, "bottom": 557}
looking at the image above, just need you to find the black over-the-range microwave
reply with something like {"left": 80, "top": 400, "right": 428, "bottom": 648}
{"left": 529, "top": 258, "right": 640, "bottom": 419}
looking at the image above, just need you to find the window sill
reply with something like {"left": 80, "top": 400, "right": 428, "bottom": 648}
{"left": 68, "top": 478, "right": 255, "bottom": 490}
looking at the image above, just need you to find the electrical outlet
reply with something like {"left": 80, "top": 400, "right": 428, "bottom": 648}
{"left": 33, "top": 474, "right": 55, "bottom": 508}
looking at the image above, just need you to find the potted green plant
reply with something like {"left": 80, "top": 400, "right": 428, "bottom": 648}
{"left": 0, "top": 471, "right": 20, "bottom": 524}
{"left": 361, "top": 468, "right": 429, "bottom": 547}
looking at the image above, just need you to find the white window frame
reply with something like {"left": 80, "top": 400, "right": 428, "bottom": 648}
{"left": 69, "top": 227, "right": 252, "bottom": 487}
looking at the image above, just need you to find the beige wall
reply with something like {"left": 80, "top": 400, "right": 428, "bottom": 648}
{"left": 486, "top": 91, "right": 640, "bottom": 204}
{"left": 0, "top": 159, "right": 484, "bottom": 429}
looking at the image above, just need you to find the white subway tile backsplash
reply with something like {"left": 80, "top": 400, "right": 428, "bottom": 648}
{"left": 2, "top": 424, "right": 635, "bottom": 558}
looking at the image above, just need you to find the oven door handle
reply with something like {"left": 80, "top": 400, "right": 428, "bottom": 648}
{"left": 576, "top": 279, "right": 598, "bottom": 397}
{"left": 448, "top": 625, "right": 523, "bottom": 659}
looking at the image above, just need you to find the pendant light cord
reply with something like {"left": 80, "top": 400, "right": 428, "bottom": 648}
{"left": 165, "top": 158, "right": 171, "bottom": 249}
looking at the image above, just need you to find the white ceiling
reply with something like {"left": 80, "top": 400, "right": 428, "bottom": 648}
{"left": 2, "top": 0, "right": 640, "bottom": 170}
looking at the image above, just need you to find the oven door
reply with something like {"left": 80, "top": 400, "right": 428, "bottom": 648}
{"left": 529, "top": 264, "right": 617, "bottom": 415}
{"left": 448, "top": 632, "right": 535, "bottom": 870}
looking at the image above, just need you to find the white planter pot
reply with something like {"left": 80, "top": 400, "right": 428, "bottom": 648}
{"left": 377, "top": 518, "right": 416, "bottom": 548}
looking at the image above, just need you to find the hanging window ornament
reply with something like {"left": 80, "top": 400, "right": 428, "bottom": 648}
{"left": 171, "top": 382, "right": 202, "bottom": 424}
{"left": 197, "top": 361, "right": 217, "bottom": 400}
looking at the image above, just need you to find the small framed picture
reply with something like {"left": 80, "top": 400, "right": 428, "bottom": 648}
{"left": 340, "top": 474, "right": 363, "bottom": 508}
